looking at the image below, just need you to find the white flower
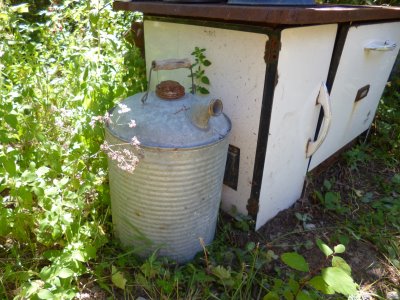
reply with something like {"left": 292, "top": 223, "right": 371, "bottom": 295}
{"left": 130, "top": 136, "right": 140, "bottom": 147}
{"left": 100, "top": 141, "right": 109, "bottom": 151}
{"left": 117, "top": 103, "right": 131, "bottom": 114}
{"left": 103, "top": 112, "right": 112, "bottom": 125}
{"left": 90, "top": 115, "right": 103, "bottom": 128}
{"left": 128, "top": 120, "right": 136, "bottom": 128}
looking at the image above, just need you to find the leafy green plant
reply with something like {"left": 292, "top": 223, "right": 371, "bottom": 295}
{"left": 191, "top": 46, "right": 212, "bottom": 95}
{"left": 295, "top": 212, "right": 313, "bottom": 230}
{"left": 0, "top": 0, "right": 145, "bottom": 298}
{"left": 344, "top": 144, "right": 370, "bottom": 171}
{"left": 264, "top": 239, "right": 358, "bottom": 299}
{"left": 314, "top": 180, "right": 349, "bottom": 214}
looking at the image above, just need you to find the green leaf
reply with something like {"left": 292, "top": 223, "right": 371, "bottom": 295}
{"left": 323, "top": 179, "right": 332, "bottom": 190}
{"left": 296, "top": 291, "right": 313, "bottom": 300}
{"left": 288, "top": 278, "right": 299, "bottom": 293}
{"left": 112, "top": 265, "right": 127, "bottom": 290}
{"left": 333, "top": 244, "right": 345, "bottom": 254}
{"left": 5, "top": 114, "right": 18, "bottom": 129}
{"left": 83, "top": 245, "right": 97, "bottom": 260}
{"left": 36, "top": 166, "right": 50, "bottom": 177}
{"left": 37, "top": 289, "right": 54, "bottom": 299}
{"left": 281, "top": 252, "right": 309, "bottom": 272}
{"left": 0, "top": 12, "right": 9, "bottom": 21}
{"left": 0, "top": 209, "right": 11, "bottom": 236}
{"left": 308, "top": 275, "right": 335, "bottom": 294}
{"left": 391, "top": 173, "right": 400, "bottom": 184}
{"left": 21, "top": 170, "right": 36, "bottom": 182}
{"left": 203, "top": 59, "right": 211, "bottom": 66}
{"left": 338, "top": 234, "right": 350, "bottom": 246}
{"left": 157, "top": 279, "right": 174, "bottom": 294}
{"left": 211, "top": 265, "right": 231, "bottom": 280}
{"left": 316, "top": 239, "right": 333, "bottom": 257}
{"left": 72, "top": 250, "right": 86, "bottom": 262}
{"left": 201, "top": 76, "right": 210, "bottom": 85}
{"left": 17, "top": 188, "right": 33, "bottom": 209}
{"left": 1, "top": 156, "right": 17, "bottom": 176}
{"left": 332, "top": 256, "right": 351, "bottom": 275}
{"left": 321, "top": 267, "right": 358, "bottom": 296}
{"left": 361, "top": 192, "right": 374, "bottom": 203}
{"left": 263, "top": 291, "right": 279, "bottom": 300}
{"left": 325, "top": 192, "right": 340, "bottom": 204}
{"left": 283, "top": 289, "right": 294, "bottom": 300}
{"left": 58, "top": 268, "right": 74, "bottom": 279}
{"left": 197, "top": 86, "right": 210, "bottom": 95}
{"left": 211, "top": 265, "right": 234, "bottom": 286}
{"left": 246, "top": 242, "right": 256, "bottom": 251}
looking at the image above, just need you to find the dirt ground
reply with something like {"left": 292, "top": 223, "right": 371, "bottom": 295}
{"left": 231, "top": 154, "right": 400, "bottom": 299}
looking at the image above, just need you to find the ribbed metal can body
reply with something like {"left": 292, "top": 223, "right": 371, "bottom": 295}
{"left": 106, "top": 130, "right": 229, "bottom": 263}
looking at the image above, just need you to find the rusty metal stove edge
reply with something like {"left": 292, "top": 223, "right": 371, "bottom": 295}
{"left": 247, "top": 30, "right": 282, "bottom": 223}
{"left": 143, "top": 15, "right": 278, "bottom": 35}
{"left": 114, "top": 2, "right": 400, "bottom": 26}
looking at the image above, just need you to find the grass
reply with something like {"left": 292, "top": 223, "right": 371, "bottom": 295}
{"left": 0, "top": 1, "right": 399, "bottom": 299}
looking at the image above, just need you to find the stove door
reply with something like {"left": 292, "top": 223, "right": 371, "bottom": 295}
{"left": 309, "top": 22, "right": 400, "bottom": 170}
{"left": 256, "top": 24, "right": 337, "bottom": 229}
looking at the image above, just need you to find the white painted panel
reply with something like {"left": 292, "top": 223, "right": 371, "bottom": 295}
{"left": 309, "top": 22, "right": 400, "bottom": 170}
{"left": 144, "top": 21, "right": 268, "bottom": 215}
{"left": 256, "top": 24, "right": 337, "bottom": 230}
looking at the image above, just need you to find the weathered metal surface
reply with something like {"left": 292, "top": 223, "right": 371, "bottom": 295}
{"left": 114, "top": 2, "right": 400, "bottom": 26}
{"left": 264, "top": 34, "right": 280, "bottom": 64}
{"left": 106, "top": 131, "right": 229, "bottom": 262}
{"left": 152, "top": 58, "right": 192, "bottom": 71}
{"left": 107, "top": 92, "right": 231, "bottom": 148}
{"left": 228, "top": 0, "right": 314, "bottom": 5}
{"left": 105, "top": 87, "right": 231, "bottom": 262}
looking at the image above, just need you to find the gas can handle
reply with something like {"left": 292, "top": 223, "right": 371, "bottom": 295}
{"left": 142, "top": 58, "right": 195, "bottom": 104}
{"left": 152, "top": 58, "right": 192, "bottom": 71}
{"left": 306, "top": 82, "right": 332, "bottom": 158}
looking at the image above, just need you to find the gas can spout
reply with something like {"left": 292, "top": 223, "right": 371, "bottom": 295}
{"left": 190, "top": 98, "right": 223, "bottom": 129}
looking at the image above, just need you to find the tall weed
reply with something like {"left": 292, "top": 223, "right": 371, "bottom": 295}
{"left": 0, "top": 1, "right": 145, "bottom": 298}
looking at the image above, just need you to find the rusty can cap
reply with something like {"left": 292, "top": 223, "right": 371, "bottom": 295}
{"left": 156, "top": 80, "right": 185, "bottom": 100}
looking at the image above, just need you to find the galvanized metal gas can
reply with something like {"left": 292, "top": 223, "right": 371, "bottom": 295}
{"left": 105, "top": 59, "right": 231, "bottom": 263}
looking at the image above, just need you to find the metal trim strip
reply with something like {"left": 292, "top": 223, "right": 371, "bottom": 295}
{"left": 114, "top": 2, "right": 400, "bottom": 26}
{"left": 247, "top": 30, "right": 282, "bottom": 221}
{"left": 144, "top": 15, "right": 276, "bottom": 35}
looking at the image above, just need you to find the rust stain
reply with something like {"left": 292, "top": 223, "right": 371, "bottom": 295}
{"left": 264, "top": 35, "right": 281, "bottom": 64}
{"left": 247, "top": 197, "right": 259, "bottom": 218}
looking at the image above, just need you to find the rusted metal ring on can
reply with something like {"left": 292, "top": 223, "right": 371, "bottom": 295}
{"left": 156, "top": 80, "right": 185, "bottom": 100}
